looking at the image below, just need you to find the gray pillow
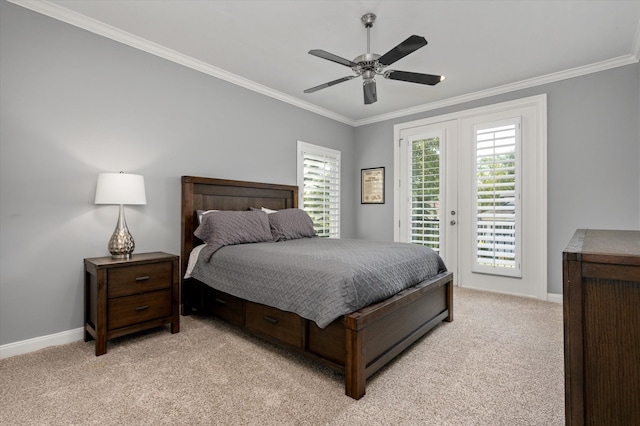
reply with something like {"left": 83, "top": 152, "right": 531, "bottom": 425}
{"left": 194, "top": 210, "right": 272, "bottom": 261}
{"left": 268, "top": 208, "right": 316, "bottom": 241}
{"left": 249, "top": 206, "right": 278, "bottom": 214}
{"left": 196, "top": 209, "right": 218, "bottom": 223}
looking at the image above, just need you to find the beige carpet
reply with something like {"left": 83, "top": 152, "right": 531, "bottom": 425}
{"left": 0, "top": 287, "right": 564, "bottom": 425}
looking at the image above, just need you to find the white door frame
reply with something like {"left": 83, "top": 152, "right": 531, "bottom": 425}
{"left": 394, "top": 94, "right": 547, "bottom": 300}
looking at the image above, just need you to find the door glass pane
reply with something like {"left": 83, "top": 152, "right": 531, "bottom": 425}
{"left": 411, "top": 137, "right": 441, "bottom": 252}
{"left": 474, "top": 121, "right": 520, "bottom": 276}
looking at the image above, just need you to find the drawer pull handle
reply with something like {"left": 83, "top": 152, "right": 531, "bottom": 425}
{"left": 215, "top": 298, "right": 227, "bottom": 306}
{"left": 135, "top": 276, "right": 150, "bottom": 282}
{"left": 135, "top": 305, "right": 150, "bottom": 311}
{"left": 263, "top": 316, "right": 279, "bottom": 325}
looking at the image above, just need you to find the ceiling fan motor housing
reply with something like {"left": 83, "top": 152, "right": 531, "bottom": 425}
{"left": 353, "top": 53, "right": 383, "bottom": 80}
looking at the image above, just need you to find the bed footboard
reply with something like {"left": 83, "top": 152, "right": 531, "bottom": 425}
{"left": 344, "top": 271, "right": 453, "bottom": 399}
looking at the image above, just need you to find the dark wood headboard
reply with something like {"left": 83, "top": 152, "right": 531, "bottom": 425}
{"left": 180, "top": 176, "right": 298, "bottom": 278}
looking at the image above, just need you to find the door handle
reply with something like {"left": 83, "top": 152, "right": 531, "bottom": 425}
{"left": 450, "top": 220, "right": 457, "bottom": 226}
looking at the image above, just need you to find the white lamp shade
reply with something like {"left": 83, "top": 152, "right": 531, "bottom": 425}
{"left": 95, "top": 173, "right": 147, "bottom": 205}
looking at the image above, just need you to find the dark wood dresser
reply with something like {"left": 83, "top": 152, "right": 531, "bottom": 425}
{"left": 563, "top": 229, "right": 640, "bottom": 425}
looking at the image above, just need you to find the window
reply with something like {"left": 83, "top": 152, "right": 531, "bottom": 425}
{"left": 297, "top": 141, "right": 340, "bottom": 238}
{"left": 410, "top": 135, "right": 443, "bottom": 253}
{"left": 473, "top": 118, "right": 521, "bottom": 277}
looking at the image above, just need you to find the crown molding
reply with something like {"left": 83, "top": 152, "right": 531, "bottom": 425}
{"left": 353, "top": 53, "right": 639, "bottom": 127}
{"left": 9, "top": 1, "right": 640, "bottom": 129}
{"left": 8, "top": 0, "right": 356, "bottom": 126}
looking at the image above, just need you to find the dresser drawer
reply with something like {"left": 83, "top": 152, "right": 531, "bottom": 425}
{"left": 108, "top": 262, "right": 172, "bottom": 298}
{"left": 108, "top": 289, "right": 172, "bottom": 330}
{"left": 245, "top": 302, "right": 303, "bottom": 348}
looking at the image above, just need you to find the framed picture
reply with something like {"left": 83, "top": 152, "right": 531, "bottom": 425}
{"left": 361, "top": 167, "right": 385, "bottom": 204}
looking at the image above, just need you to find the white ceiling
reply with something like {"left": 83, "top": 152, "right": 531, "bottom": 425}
{"left": 13, "top": 0, "right": 640, "bottom": 126}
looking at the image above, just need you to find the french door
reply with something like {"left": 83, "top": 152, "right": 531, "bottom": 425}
{"left": 394, "top": 95, "right": 547, "bottom": 299}
{"left": 396, "top": 120, "right": 458, "bottom": 276}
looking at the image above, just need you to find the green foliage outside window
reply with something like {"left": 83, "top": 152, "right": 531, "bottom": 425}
{"left": 411, "top": 137, "right": 440, "bottom": 251}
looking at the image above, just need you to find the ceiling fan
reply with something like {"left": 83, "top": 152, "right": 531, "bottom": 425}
{"left": 304, "top": 13, "right": 445, "bottom": 105}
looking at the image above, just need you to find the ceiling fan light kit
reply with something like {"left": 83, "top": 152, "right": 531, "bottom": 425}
{"left": 305, "top": 13, "right": 444, "bottom": 105}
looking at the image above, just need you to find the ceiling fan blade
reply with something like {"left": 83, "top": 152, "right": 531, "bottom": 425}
{"left": 385, "top": 70, "right": 444, "bottom": 85}
{"left": 304, "top": 76, "right": 356, "bottom": 93}
{"left": 378, "top": 35, "right": 428, "bottom": 66}
{"left": 363, "top": 80, "right": 377, "bottom": 105}
{"left": 308, "top": 49, "right": 357, "bottom": 68}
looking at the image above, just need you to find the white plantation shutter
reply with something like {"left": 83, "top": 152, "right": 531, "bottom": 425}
{"left": 410, "top": 136, "right": 442, "bottom": 253}
{"left": 473, "top": 118, "right": 521, "bottom": 277}
{"left": 297, "top": 141, "right": 340, "bottom": 238}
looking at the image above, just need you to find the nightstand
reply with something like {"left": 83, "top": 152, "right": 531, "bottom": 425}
{"left": 84, "top": 252, "right": 180, "bottom": 356}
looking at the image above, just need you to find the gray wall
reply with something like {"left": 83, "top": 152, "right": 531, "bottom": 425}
{"left": 0, "top": 2, "right": 355, "bottom": 345}
{"left": 2, "top": 0, "right": 638, "bottom": 346}
{"left": 354, "top": 63, "right": 640, "bottom": 295}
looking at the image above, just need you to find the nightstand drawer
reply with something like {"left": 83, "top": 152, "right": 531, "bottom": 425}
{"left": 245, "top": 302, "right": 303, "bottom": 348}
{"left": 108, "top": 289, "right": 172, "bottom": 330}
{"left": 108, "top": 262, "right": 172, "bottom": 298}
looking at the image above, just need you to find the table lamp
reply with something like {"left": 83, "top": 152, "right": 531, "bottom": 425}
{"left": 94, "top": 172, "right": 147, "bottom": 259}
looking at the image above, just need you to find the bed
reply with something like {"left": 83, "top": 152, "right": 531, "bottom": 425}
{"left": 180, "top": 176, "right": 454, "bottom": 399}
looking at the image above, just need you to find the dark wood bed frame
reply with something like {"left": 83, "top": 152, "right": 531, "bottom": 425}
{"left": 180, "top": 176, "right": 454, "bottom": 399}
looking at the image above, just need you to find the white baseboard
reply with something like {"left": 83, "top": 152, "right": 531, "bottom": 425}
{"left": 1, "top": 293, "right": 564, "bottom": 359}
{"left": 0, "top": 327, "right": 85, "bottom": 359}
{"left": 547, "top": 293, "right": 563, "bottom": 304}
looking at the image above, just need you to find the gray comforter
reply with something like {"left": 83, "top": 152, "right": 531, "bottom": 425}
{"left": 190, "top": 238, "right": 447, "bottom": 328}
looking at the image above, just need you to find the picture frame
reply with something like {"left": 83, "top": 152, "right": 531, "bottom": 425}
{"left": 361, "top": 167, "right": 385, "bottom": 204}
